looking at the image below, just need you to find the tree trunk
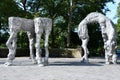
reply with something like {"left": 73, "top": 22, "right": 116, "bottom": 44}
{"left": 51, "top": 19, "right": 55, "bottom": 48}
{"left": 22, "top": 0, "right": 27, "bottom": 11}
{"left": 0, "top": 17, "right": 1, "bottom": 30}
{"left": 67, "top": 0, "right": 73, "bottom": 47}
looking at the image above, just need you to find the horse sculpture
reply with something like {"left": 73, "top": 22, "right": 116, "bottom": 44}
{"left": 5, "top": 17, "right": 35, "bottom": 66}
{"left": 5, "top": 17, "right": 52, "bottom": 66}
{"left": 78, "top": 12, "right": 117, "bottom": 64}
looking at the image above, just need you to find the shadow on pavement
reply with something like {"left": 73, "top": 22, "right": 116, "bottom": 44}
{"left": 0, "top": 62, "right": 5, "bottom": 64}
{"left": 49, "top": 61, "right": 104, "bottom": 66}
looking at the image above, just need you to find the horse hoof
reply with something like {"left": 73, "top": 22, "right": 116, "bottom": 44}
{"left": 80, "top": 60, "right": 84, "bottom": 63}
{"left": 105, "top": 62, "right": 110, "bottom": 65}
{"left": 4, "top": 62, "right": 12, "bottom": 66}
{"left": 112, "top": 62, "right": 117, "bottom": 64}
{"left": 80, "top": 59, "right": 84, "bottom": 62}
{"left": 38, "top": 63, "right": 44, "bottom": 67}
{"left": 80, "top": 60, "right": 89, "bottom": 63}
{"left": 32, "top": 60, "right": 37, "bottom": 64}
{"left": 44, "top": 62, "right": 48, "bottom": 66}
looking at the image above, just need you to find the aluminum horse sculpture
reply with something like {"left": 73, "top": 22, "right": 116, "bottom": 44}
{"left": 5, "top": 17, "right": 52, "bottom": 66}
{"left": 5, "top": 17, "right": 35, "bottom": 66}
{"left": 78, "top": 12, "right": 117, "bottom": 64}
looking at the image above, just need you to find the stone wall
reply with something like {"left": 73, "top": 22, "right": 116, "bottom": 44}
{"left": 0, "top": 48, "right": 82, "bottom": 58}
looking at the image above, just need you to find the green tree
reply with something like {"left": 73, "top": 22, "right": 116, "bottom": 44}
{"left": 22, "top": 0, "right": 70, "bottom": 48}
{"left": 0, "top": 0, "right": 32, "bottom": 47}
{"left": 0, "top": 0, "right": 20, "bottom": 47}
{"left": 0, "top": 0, "right": 115, "bottom": 51}
{"left": 116, "top": 2, "right": 120, "bottom": 49}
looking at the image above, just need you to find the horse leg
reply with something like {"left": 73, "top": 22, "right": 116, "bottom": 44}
{"left": 44, "top": 30, "right": 51, "bottom": 66}
{"left": 27, "top": 31, "right": 36, "bottom": 64}
{"left": 5, "top": 32, "right": 17, "bottom": 66}
{"left": 112, "top": 42, "right": 117, "bottom": 64}
{"left": 80, "top": 38, "right": 89, "bottom": 63}
{"left": 101, "top": 32, "right": 112, "bottom": 64}
{"left": 104, "top": 40, "right": 111, "bottom": 64}
{"left": 112, "top": 53, "right": 117, "bottom": 64}
{"left": 35, "top": 30, "right": 43, "bottom": 66}
{"left": 105, "top": 52, "right": 111, "bottom": 64}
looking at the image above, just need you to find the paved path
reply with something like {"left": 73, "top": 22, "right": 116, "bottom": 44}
{"left": 0, "top": 57, "right": 120, "bottom": 80}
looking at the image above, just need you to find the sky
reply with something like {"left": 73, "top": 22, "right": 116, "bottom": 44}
{"left": 106, "top": 0, "right": 120, "bottom": 24}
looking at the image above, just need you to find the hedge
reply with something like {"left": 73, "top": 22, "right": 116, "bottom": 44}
{"left": 0, "top": 48, "right": 82, "bottom": 58}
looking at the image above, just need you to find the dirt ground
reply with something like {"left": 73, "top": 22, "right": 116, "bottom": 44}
{"left": 0, "top": 57, "right": 120, "bottom": 80}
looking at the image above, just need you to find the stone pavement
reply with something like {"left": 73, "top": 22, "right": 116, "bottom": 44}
{"left": 0, "top": 57, "right": 120, "bottom": 80}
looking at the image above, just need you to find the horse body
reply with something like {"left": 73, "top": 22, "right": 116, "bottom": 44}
{"left": 78, "top": 12, "right": 117, "bottom": 64}
{"left": 9, "top": 17, "right": 34, "bottom": 32}
{"left": 5, "top": 17, "right": 52, "bottom": 66}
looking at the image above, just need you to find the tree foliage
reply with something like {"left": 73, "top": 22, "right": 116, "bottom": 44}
{"left": 116, "top": 2, "right": 120, "bottom": 49}
{"left": 0, "top": 0, "right": 20, "bottom": 47}
{"left": 0, "top": 0, "right": 115, "bottom": 55}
